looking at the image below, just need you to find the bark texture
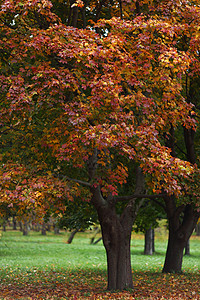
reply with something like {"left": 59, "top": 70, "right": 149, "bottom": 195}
{"left": 144, "top": 226, "right": 154, "bottom": 255}
{"left": 89, "top": 160, "right": 145, "bottom": 290}
{"left": 92, "top": 192, "right": 135, "bottom": 290}
{"left": 162, "top": 198, "right": 199, "bottom": 273}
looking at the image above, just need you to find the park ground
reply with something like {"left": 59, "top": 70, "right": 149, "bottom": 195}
{"left": 0, "top": 228, "right": 200, "bottom": 299}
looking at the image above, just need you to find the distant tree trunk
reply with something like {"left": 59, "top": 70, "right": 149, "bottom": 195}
{"left": 46, "top": 223, "right": 51, "bottom": 232}
{"left": 41, "top": 223, "right": 46, "bottom": 235}
{"left": 195, "top": 223, "right": 200, "bottom": 236}
{"left": 67, "top": 229, "right": 79, "bottom": 244}
{"left": 184, "top": 239, "right": 190, "bottom": 256}
{"left": 162, "top": 198, "right": 199, "bottom": 273}
{"left": 2, "top": 219, "right": 6, "bottom": 232}
{"left": 12, "top": 216, "right": 17, "bottom": 230}
{"left": 90, "top": 226, "right": 101, "bottom": 244}
{"left": 93, "top": 237, "right": 102, "bottom": 244}
{"left": 23, "top": 221, "right": 29, "bottom": 236}
{"left": 152, "top": 228, "right": 155, "bottom": 253}
{"left": 35, "top": 224, "right": 41, "bottom": 232}
{"left": 144, "top": 226, "right": 154, "bottom": 255}
{"left": 19, "top": 221, "right": 23, "bottom": 231}
{"left": 54, "top": 226, "right": 60, "bottom": 234}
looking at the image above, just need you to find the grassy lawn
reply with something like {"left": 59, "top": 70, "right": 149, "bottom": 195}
{"left": 0, "top": 229, "right": 200, "bottom": 299}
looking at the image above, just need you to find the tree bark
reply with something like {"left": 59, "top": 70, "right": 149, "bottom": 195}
{"left": 152, "top": 228, "right": 155, "bottom": 253}
{"left": 67, "top": 228, "right": 79, "bottom": 244}
{"left": 41, "top": 223, "right": 46, "bottom": 235}
{"left": 2, "top": 219, "right": 7, "bottom": 232}
{"left": 22, "top": 221, "right": 29, "bottom": 236}
{"left": 195, "top": 223, "right": 200, "bottom": 236}
{"left": 87, "top": 148, "right": 144, "bottom": 290}
{"left": 96, "top": 202, "right": 134, "bottom": 290}
{"left": 184, "top": 238, "right": 190, "bottom": 256}
{"left": 162, "top": 223, "right": 186, "bottom": 273}
{"left": 90, "top": 167, "right": 144, "bottom": 290}
{"left": 162, "top": 199, "right": 199, "bottom": 273}
{"left": 144, "top": 226, "right": 154, "bottom": 255}
{"left": 163, "top": 110, "right": 199, "bottom": 272}
{"left": 12, "top": 216, "right": 17, "bottom": 230}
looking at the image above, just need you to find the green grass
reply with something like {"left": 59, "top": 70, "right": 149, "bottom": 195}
{"left": 0, "top": 230, "right": 200, "bottom": 273}
{"left": 0, "top": 230, "right": 200, "bottom": 299}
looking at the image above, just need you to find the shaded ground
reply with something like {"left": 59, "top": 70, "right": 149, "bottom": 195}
{"left": 0, "top": 270, "right": 199, "bottom": 299}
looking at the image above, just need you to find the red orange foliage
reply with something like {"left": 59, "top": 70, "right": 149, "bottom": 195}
{"left": 0, "top": 0, "right": 200, "bottom": 219}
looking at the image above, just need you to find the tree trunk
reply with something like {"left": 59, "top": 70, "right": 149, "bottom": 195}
{"left": 162, "top": 200, "right": 199, "bottom": 273}
{"left": 93, "top": 237, "right": 102, "bottom": 244}
{"left": 152, "top": 228, "right": 155, "bottom": 253}
{"left": 162, "top": 225, "right": 186, "bottom": 273}
{"left": 99, "top": 207, "right": 134, "bottom": 290}
{"left": 19, "top": 221, "right": 23, "bottom": 231}
{"left": 2, "top": 219, "right": 6, "bottom": 232}
{"left": 12, "top": 216, "right": 17, "bottom": 230}
{"left": 41, "top": 223, "right": 46, "bottom": 235}
{"left": 184, "top": 239, "right": 190, "bottom": 256}
{"left": 144, "top": 226, "right": 153, "bottom": 255}
{"left": 67, "top": 229, "right": 79, "bottom": 244}
{"left": 23, "top": 221, "right": 29, "bottom": 236}
{"left": 90, "top": 226, "right": 101, "bottom": 244}
{"left": 54, "top": 226, "right": 60, "bottom": 234}
{"left": 88, "top": 151, "right": 144, "bottom": 290}
{"left": 195, "top": 223, "right": 200, "bottom": 236}
{"left": 46, "top": 223, "right": 51, "bottom": 232}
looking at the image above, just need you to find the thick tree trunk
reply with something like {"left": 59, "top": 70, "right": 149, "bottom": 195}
{"left": 144, "top": 226, "right": 154, "bottom": 255}
{"left": 100, "top": 207, "right": 134, "bottom": 290}
{"left": 90, "top": 185, "right": 136, "bottom": 290}
{"left": 163, "top": 200, "right": 199, "bottom": 273}
{"left": 162, "top": 226, "right": 186, "bottom": 273}
{"left": 88, "top": 151, "right": 144, "bottom": 290}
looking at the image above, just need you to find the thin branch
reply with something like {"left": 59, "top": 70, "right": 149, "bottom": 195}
{"left": 63, "top": 176, "right": 91, "bottom": 187}
{"left": 114, "top": 193, "right": 166, "bottom": 202}
{"left": 53, "top": 173, "right": 91, "bottom": 187}
{"left": 0, "top": 122, "right": 21, "bottom": 134}
{"left": 119, "top": 0, "right": 123, "bottom": 20}
{"left": 175, "top": 142, "right": 187, "bottom": 157}
{"left": 150, "top": 197, "right": 166, "bottom": 210}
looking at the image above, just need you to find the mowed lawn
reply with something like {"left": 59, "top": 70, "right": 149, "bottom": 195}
{"left": 0, "top": 229, "right": 200, "bottom": 299}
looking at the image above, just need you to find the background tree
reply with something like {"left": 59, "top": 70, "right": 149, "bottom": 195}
{"left": 134, "top": 200, "right": 165, "bottom": 255}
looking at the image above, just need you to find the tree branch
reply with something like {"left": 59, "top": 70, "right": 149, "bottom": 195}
{"left": 66, "top": 177, "right": 91, "bottom": 187}
{"left": 148, "top": 197, "right": 166, "bottom": 210}
{"left": 53, "top": 174, "right": 91, "bottom": 187}
{"left": 114, "top": 193, "right": 166, "bottom": 202}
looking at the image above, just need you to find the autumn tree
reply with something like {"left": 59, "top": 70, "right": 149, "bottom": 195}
{"left": 0, "top": 0, "right": 200, "bottom": 290}
{"left": 156, "top": 1, "right": 200, "bottom": 273}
